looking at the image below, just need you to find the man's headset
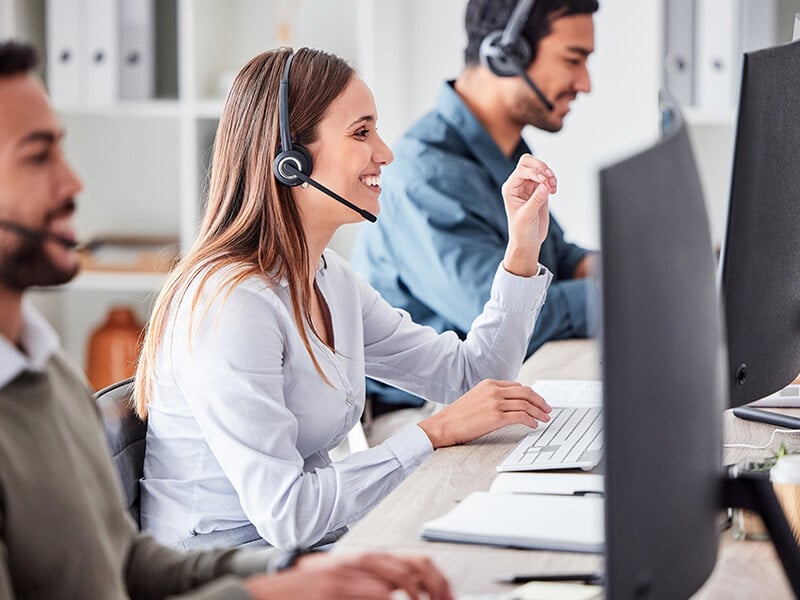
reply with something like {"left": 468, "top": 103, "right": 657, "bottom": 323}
{"left": 478, "top": 0, "right": 555, "bottom": 112}
{"left": 271, "top": 50, "right": 377, "bottom": 223}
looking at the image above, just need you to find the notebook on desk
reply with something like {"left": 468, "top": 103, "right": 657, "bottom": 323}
{"left": 420, "top": 472, "right": 605, "bottom": 553}
{"left": 497, "top": 380, "right": 604, "bottom": 472}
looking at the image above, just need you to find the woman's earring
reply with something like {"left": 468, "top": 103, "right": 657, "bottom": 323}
{"left": 301, "top": 182, "right": 309, "bottom": 189}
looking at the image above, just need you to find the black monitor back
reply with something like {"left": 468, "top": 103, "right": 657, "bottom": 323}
{"left": 600, "top": 101, "right": 726, "bottom": 599}
{"left": 721, "top": 39, "right": 800, "bottom": 408}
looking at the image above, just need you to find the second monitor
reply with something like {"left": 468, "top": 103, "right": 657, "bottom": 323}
{"left": 720, "top": 39, "right": 800, "bottom": 409}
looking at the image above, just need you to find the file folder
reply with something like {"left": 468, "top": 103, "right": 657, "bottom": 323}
{"left": 46, "top": 0, "right": 84, "bottom": 104}
{"left": 664, "top": 0, "right": 696, "bottom": 105}
{"left": 119, "top": 0, "right": 155, "bottom": 99}
{"left": 84, "top": 0, "right": 119, "bottom": 104}
{"left": 695, "top": 0, "right": 738, "bottom": 108}
{"left": 736, "top": 0, "right": 776, "bottom": 91}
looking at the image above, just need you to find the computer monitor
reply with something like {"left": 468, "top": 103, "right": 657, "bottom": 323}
{"left": 719, "top": 39, "right": 800, "bottom": 409}
{"left": 599, "top": 92, "right": 726, "bottom": 598}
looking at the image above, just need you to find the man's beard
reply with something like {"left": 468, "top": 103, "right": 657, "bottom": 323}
{"left": 524, "top": 101, "right": 563, "bottom": 133}
{"left": 0, "top": 236, "right": 79, "bottom": 291}
{"left": 515, "top": 89, "right": 568, "bottom": 133}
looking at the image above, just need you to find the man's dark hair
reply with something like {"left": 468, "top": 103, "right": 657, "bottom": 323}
{"left": 0, "top": 40, "right": 39, "bottom": 78}
{"left": 464, "top": 0, "right": 599, "bottom": 66}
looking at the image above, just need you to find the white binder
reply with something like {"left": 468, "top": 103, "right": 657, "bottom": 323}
{"left": 46, "top": 0, "right": 84, "bottom": 105}
{"left": 695, "top": 0, "right": 738, "bottom": 109}
{"left": 738, "top": 0, "right": 776, "bottom": 55}
{"left": 664, "top": 0, "right": 696, "bottom": 106}
{"left": 1, "top": 1, "right": 12, "bottom": 38}
{"left": 736, "top": 0, "right": 776, "bottom": 94}
{"left": 119, "top": 0, "right": 154, "bottom": 100}
{"left": 84, "top": 0, "right": 119, "bottom": 104}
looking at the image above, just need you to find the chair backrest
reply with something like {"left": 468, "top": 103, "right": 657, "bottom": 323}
{"left": 93, "top": 377, "right": 146, "bottom": 527}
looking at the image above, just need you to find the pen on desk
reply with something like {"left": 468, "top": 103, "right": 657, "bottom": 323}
{"left": 495, "top": 572, "right": 604, "bottom": 585}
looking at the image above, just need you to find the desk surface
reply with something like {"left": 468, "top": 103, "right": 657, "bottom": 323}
{"left": 336, "top": 340, "right": 799, "bottom": 598}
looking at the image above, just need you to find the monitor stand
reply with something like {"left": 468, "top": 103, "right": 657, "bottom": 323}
{"left": 723, "top": 471, "right": 800, "bottom": 596}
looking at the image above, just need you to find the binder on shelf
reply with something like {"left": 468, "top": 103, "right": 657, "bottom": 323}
{"left": 46, "top": 0, "right": 84, "bottom": 104}
{"left": 663, "top": 0, "right": 696, "bottom": 106}
{"left": 119, "top": 0, "right": 155, "bottom": 100}
{"left": 695, "top": 0, "right": 738, "bottom": 109}
{"left": 1, "top": 1, "right": 12, "bottom": 38}
{"left": 738, "top": 0, "right": 776, "bottom": 54}
{"left": 84, "top": 0, "right": 119, "bottom": 105}
{"left": 736, "top": 0, "right": 776, "bottom": 88}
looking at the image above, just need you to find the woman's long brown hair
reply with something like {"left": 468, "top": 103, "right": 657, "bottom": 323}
{"left": 133, "top": 47, "right": 354, "bottom": 418}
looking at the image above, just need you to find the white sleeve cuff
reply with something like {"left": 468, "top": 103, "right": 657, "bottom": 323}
{"left": 490, "top": 263, "right": 552, "bottom": 313}
{"left": 381, "top": 424, "right": 434, "bottom": 475}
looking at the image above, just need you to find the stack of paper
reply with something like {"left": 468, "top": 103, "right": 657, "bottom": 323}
{"left": 514, "top": 581, "right": 603, "bottom": 600}
{"left": 489, "top": 472, "right": 604, "bottom": 496}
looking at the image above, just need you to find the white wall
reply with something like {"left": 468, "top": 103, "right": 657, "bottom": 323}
{"left": 356, "top": 0, "right": 469, "bottom": 148}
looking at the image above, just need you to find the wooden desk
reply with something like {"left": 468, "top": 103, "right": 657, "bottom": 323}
{"left": 336, "top": 340, "right": 800, "bottom": 598}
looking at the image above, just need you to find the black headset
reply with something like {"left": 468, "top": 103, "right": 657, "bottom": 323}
{"left": 272, "top": 51, "right": 313, "bottom": 187}
{"left": 271, "top": 50, "right": 377, "bottom": 222}
{"left": 478, "top": 0, "right": 554, "bottom": 111}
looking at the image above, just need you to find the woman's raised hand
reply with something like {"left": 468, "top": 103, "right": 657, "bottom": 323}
{"left": 501, "top": 153, "right": 557, "bottom": 277}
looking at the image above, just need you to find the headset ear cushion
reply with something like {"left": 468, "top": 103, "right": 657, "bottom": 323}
{"left": 479, "top": 29, "right": 532, "bottom": 78}
{"left": 272, "top": 144, "right": 313, "bottom": 187}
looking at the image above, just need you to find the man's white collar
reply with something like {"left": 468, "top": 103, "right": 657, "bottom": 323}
{"left": 0, "top": 300, "right": 60, "bottom": 389}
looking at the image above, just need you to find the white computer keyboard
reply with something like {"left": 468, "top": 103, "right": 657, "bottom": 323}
{"left": 496, "top": 406, "right": 603, "bottom": 472}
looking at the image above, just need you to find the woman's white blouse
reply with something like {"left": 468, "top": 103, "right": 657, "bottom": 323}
{"left": 141, "top": 249, "right": 551, "bottom": 549}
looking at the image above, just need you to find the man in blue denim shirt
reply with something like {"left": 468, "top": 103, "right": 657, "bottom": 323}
{"left": 351, "top": 0, "right": 600, "bottom": 420}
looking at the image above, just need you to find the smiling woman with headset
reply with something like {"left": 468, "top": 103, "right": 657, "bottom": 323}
{"left": 133, "top": 46, "right": 557, "bottom": 551}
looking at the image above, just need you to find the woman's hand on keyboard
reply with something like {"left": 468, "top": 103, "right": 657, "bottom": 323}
{"left": 417, "top": 379, "right": 552, "bottom": 449}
